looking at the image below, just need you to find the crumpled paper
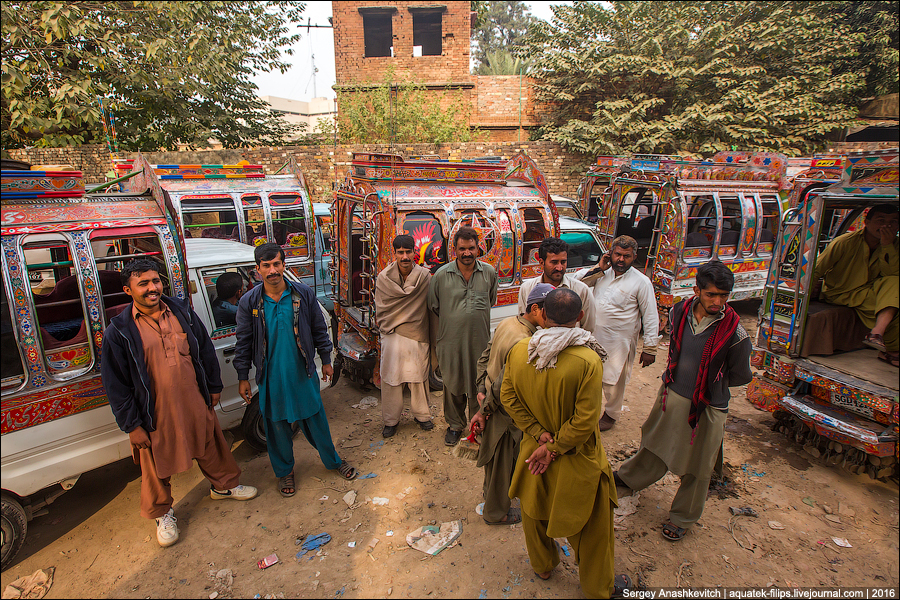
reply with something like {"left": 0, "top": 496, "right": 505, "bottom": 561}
{"left": 406, "top": 520, "right": 462, "bottom": 556}
{"left": 613, "top": 492, "right": 641, "bottom": 529}
{"left": 2, "top": 568, "right": 55, "bottom": 600}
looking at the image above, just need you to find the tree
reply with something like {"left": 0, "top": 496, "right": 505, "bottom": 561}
{"left": 471, "top": 1, "right": 536, "bottom": 74}
{"left": 521, "top": 1, "right": 898, "bottom": 157}
{"left": 1, "top": 1, "right": 307, "bottom": 150}
{"left": 476, "top": 49, "right": 532, "bottom": 76}
{"left": 333, "top": 69, "right": 480, "bottom": 144}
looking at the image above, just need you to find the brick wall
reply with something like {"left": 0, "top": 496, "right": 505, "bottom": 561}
{"left": 7, "top": 142, "right": 592, "bottom": 203}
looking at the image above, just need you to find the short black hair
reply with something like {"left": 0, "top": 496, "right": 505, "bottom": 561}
{"left": 865, "top": 204, "right": 899, "bottom": 220}
{"left": 538, "top": 237, "right": 568, "bottom": 261}
{"left": 215, "top": 272, "right": 243, "bottom": 300}
{"left": 695, "top": 260, "right": 734, "bottom": 292}
{"left": 526, "top": 300, "right": 545, "bottom": 314}
{"left": 254, "top": 242, "right": 286, "bottom": 265}
{"left": 393, "top": 234, "right": 415, "bottom": 251}
{"left": 453, "top": 226, "right": 479, "bottom": 246}
{"left": 121, "top": 258, "right": 163, "bottom": 287}
{"left": 544, "top": 288, "right": 582, "bottom": 324}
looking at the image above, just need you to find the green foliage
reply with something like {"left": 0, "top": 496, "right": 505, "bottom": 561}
{"left": 334, "top": 69, "right": 481, "bottom": 144}
{"left": 471, "top": 1, "right": 537, "bottom": 73}
{"left": 475, "top": 49, "right": 532, "bottom": 76}
{"left": 522, "top": 1, "right": 899, "bottom": 158}
{"left": 1, "top": 1, "right": 306, "bottom": 149}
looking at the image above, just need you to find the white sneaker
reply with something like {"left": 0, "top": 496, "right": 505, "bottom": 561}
{"left": 210, "top": 484, "right": 258, "bottom": 501}
{"left": 155, "top": 509, "right": 179, "bottom": 547}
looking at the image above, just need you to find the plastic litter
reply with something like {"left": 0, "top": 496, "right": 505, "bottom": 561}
{"left": 729, "top": 506, "right": 759, "bottom": 517}
{"left": 358, "top": 472, "right": 377, "bottom": 479}
{"left": 406, "top": 520, "right": 462, "bottom": 556}
{"left": 372, "top": 497, "right": 390, "bottom": 506}
{"left": 832, "top": 537, "right": 852, "bottom": 548}
{"left": 386, "top": 530, "right": 394, "bottom": 537}
{"left": 343, "top": 490, "right": 357, "bottom": 507}
{"left": 296, "top": 533, "right": 332, "bottom": 560}
{"left": 475, "top": 502, "right": 484, "bottom": 516}
{"left": 768, "top": 521, "right": 785, "bottom": 530}
{"left": 353, "top": 396, "right": 378, "bottom": 409}
{"left": 348, "top": 542, "right": 356, "bottom": 548}
{"left": 257, "top": 553, "right": 279, "bottom": 569}
{"left": 559, "top": 543, "right": 571, "bottom": 557}
{"left": 2, "top": 568, "right": 55, "bottom": 600}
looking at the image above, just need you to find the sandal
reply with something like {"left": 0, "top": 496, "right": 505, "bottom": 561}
{"left": 662, "top": 521, "right": 687, "bottom": 542}
{"left": 877, "top": 351, "right": 900, "bottom": 368}
{"left": 612, "top": 574, "right": 633, "bottom": 598}
{"left": 336, "top": 460, "right": 358, "bottom": 480}
{"left": 484, "top": 507, "right": 522, "bottom": 525}
{"left": 278, "top": 472, "right": 296, "bottom": 498}
{"left": 863, "top": 333, "right": 887, "bottom": 352}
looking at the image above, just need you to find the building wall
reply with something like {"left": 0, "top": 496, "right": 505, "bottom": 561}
{"left": 8, "top": 142, "right": 591, "bottom": 203}
{"left": 260, "top": 96, "right": 337, "bottom": 139}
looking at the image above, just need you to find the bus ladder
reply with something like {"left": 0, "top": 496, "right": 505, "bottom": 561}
{"left": 765, "top": 202, "right": 807, "bottom": 355}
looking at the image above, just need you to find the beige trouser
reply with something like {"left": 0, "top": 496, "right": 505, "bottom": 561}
{"left": 381, "top": 381, "right": 432, "bottom": 426}
{"left": 602, "top": 379, "right": 627, "bottom": 421}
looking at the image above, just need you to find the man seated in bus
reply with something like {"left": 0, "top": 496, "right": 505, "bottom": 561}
{"left": 212, "top": 272, "right": 244, "bottom": 328}
{"left": 813, "top": 204, "right": 899, "bottom": 367}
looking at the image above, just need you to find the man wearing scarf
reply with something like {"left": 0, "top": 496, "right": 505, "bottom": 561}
{"left": 615, "top": 260, "right": 752, "bottom": 542}
{"left": 375, "top": 235, "right": 436, "bottom": 437}
{"left": 501, "top": 288, "right": 631, "bottom": 598}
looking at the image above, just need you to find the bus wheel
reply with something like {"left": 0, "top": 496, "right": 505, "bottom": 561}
{"left": 1, "top": 494, "right": 27, "bottom": 571}
{"left": 240, "top": 396, "right": 300, "bottom": 453}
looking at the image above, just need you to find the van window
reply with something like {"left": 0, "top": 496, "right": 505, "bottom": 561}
{"left": 617, "top": 188, "right": 659, "bottom": 267}
{"left": 180, "top": 197, "right": 239, "bottom": 240}
{"left": 316, "top": 213, "right": 334, "bottom": 253}
{"left": 1, "top": 284, "right": 26, "bottom": 393}
{"left": 241, "top": 195, "right": 268, "bottom": 247}
{"left": 684, "top": 194, "right": 716, "bottom": 259}
{"left": 403, "top": 211, "right": 447, "bottom": 273}
{"left": 520, "top": 208, "right": 549, "bottom": 267}
{"left": 90, "top": 230, "right": 171, "bottom": 324}
{"left": 24, "top": 235, "right": 95, "bottom": 379}
{"left": 203, "top": 266, "right": 260, "bottom": 330}
{"left": 718, "top": 195, "right": 743, "bottom": 257}
{"left": 270, "top": 195, "right": 309, "bottom": 259}
{"left": 758, "top": 195, "right": 780, "bottom": 254}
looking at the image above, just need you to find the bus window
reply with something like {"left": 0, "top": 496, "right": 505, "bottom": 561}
{"left": 758, "top": 195, "right": 780, "bottom": 254}
{"left": 270, "top": 195, "right": 308, "bottom": 259}
{"left": 718, "top": 195, "right": 744, "bottom": 257}
{"left": 587, "top": 180, "right": 606, "bottom": 223}
{"left": 1, "top": 284, "right": 26, "bottom": 393}
{"left": 90, "top": 230, "right": 170, "bottom": 324}
{"left": 203, "top": 266, "right": 259, "bottom": 331}
{"left": 241, "top": 195, "right": 268, "bottom": 247}
{"left": 520, "top": 207, "right": 549, "bottom": 266}
{"left": 495, "top": 209, "right": 516, "bottom": 284}
{"left": 179, "top": 197, "right": 239, "bottom": 239}
{"left": 684, "top": 194, "right": 716, "bottom": 259}
{"left": 403, "top": 211, "right": 447, "bottom": 273}
{"left": 618, "top": 188, "right": 659, "bottom": 267}
{"left": 24, "top": 235, "right": 95, "bottom": 378}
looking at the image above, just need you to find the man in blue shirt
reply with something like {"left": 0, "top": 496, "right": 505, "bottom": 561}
{"left": 212, "top": 271, "right": 243, "bottom": 328}
{"left": 234, "top": 243, "right": 358, "bottom": 497}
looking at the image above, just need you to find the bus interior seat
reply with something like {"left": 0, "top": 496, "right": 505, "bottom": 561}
{"left": 721, "top": 230, "right": 741, "bottom": 246}
{"left": 685, "top": 231, "right": 711, "bottom": 248}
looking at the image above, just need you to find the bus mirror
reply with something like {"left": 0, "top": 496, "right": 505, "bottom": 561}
{"left": 189, "top": 281, "right": 197, "bottom": 295}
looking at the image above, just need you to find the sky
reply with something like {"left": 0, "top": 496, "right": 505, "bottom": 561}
{"left": 250, "top": 1, "right": 572, "bottom": 102}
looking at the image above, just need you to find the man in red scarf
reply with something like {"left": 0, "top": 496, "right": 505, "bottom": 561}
{"left": 614, "top": 260, "right": 752, "bottom": 542}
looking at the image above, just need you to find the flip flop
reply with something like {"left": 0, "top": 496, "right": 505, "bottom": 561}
{"left": 612, "top": 574, "right": 634, "bottom": 598}
{"left": 484, "top": 507, "right": 522, "bottom": 525}
{"left": 863, "top": 333, "right": 887, "bottom": 352}
{"left": 662, "top": 521, "right": 687, "bottom": 541}
{"left": 278, "top": 472, "right": 295, "bottom": 498}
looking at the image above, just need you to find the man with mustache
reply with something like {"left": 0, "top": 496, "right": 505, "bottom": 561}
{"left": 614, "top": 260, "right": 752, "bottom": 542}
{"left": 428, "top": 227, "right": 498, "bottom": 446}
{"left": 575, "top": 235, "right": 660, "bottom": 431}
{"left": 102, "top": 259, "right": 257, "bottom": 549}
{"left": 235, "top": 243, "right": 358, "bottom": 498}
{"left": 374, "top": 235, "right": 436, "bottom": 438}
{"left": 517, "top": 237, "right": 596, "bottom": 335}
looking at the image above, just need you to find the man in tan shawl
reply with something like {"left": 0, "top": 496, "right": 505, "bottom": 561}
{"left": 375, "top": 235, "right": 436, "bottom": 437}
{"left": 469, "top": 283, "right": 552, "bottom": 526}
{"left": 501, "top": 288, "right": 630, "bottom": 598}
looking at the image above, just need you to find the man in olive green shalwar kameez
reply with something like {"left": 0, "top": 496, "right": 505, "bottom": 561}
{"left": 428, "top": 227, "right": 498, "bottom": 446}
{"left": 501, "top": 288, "right": 627, "bottom": 598}
{"left": 813, "top": 204, "right": 899, "bottom": 365}
{"left": 469, "top": 284, "right": 551, "bottom": 525}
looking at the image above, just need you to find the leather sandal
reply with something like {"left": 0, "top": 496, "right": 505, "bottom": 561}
{"left": 863, "top": 333, "right": 887, "bottom": 352}
{"left": 336, "top": 460, "right": 358, "bottom": 480}
{"left": 662, "top": 521, "right": 687, "bottom": 541}
{"left": 278, "top": 472, "right": 295, "bottom": 498}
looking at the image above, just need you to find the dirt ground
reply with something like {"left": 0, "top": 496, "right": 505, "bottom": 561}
{"left": 3, "top": 300, "right": 899, "bottom": 598}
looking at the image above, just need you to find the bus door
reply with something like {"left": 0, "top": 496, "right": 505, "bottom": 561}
{"left": 613, "top": 185, "right": 662, "bottom": 269}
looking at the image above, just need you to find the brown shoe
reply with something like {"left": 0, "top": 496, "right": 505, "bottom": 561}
{"left": 599, "top": 412, "right": 616, "bottom": 431}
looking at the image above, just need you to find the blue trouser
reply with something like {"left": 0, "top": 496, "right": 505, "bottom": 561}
{"left": 264, "top": 408, "right": 342, "bottom": 477}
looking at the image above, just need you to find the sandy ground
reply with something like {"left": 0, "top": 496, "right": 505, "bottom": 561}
{"left": 3, "top": 300, "right": 898, "bottom": 598}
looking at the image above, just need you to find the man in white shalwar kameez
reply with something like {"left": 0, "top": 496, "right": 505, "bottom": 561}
{"left": 576, "top": 235, "right": 659, "bottom": 431}
{"left": 375, "top": 235, "right": 436, "bottom": 438}
{"left": 518, "top": 237, "right": 597, "bottom": 335}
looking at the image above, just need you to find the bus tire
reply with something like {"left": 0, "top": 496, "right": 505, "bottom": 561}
{"left": 428, "top": 367, "right": 443, "bottom": 392}
{"left": 1, "top": 494, "right": 27, "bottom": 571}
{"left": 240, "top": 396, "right": 300, "bottom": 453}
